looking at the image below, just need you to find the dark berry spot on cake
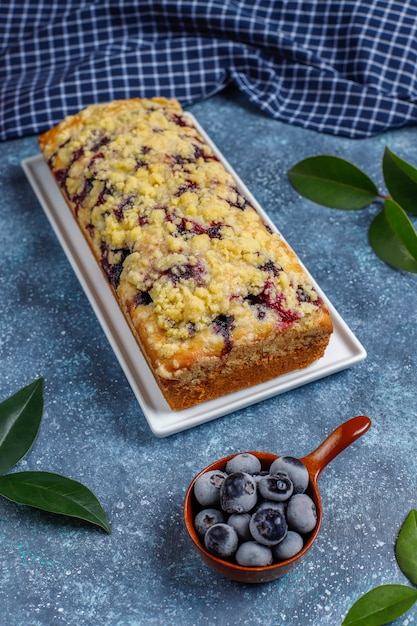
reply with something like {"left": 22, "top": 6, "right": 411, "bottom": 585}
{"left": 297, "top": 286, "right": 322, "bottom": 306}
{"left": 172, "top": 216, "right": 223, "bottom": 239}
{"left": 90, "top": 134, "right": 110, "bottom": 152}
{"left": 132, "top": 290, "right": 153, "bottom": 306}
{"left": 89, "top": 152, "right": 105, "bottom": 167}
{"left": 54, "top": 168, "right": 69, "bottom": 187}
{"left": 259, "top": 260, "right": 282, "bottom": 276}
{"left": 213, "top": 315, "right": 235, "bottom": 355}
{"left": 100, "top": 243, "right": 130, "bottom": 289}
{"left": 296, "top": 286, "right": 311, "bottom": 303}
{"left": 175, "top": 180, "right": 200, "bottom": 196}
{"left": 245, "top": 293, "right": 267, "bottom": 319}
{"left": 206, "top": 222, "right": 223, "bottom": 239}
{"left": 193, "top": 145, "right": 206, "bottom": 160}
{"left": 174, "top": 216, "right": 203, "bottom": 236}
{"left": 171, "top": 153, "right": 190, "bottom": 166}
{"left": 114, "top": 196, "right": 135, "bottom": 222}
{"left": 224, "top": 186, "right": 249, "bottom": 211}
{"left": 171, "top": 113, "right": 192, "bottom": 127}
{"left": 192, "top": 144, "right": 219, "bottom": 162}
{"left": 138, "top": 215, "right": 149, "bottom": 227}
{"left": 164, "top": 259, "right": 206, "bottom": 286}
{"left": 70, "top": 146, "right": 85, "bottom": 165}
{"left": 72, "top": 178, "right": 94, "bottom": 214}
{"left": 95, "top": 182, "right": 114, "bottom": 206}
{"left": 246, "top": 281, "right": 300, "bottom": 325}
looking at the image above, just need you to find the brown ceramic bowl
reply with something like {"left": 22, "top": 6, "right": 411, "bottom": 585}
{"left": 184, "top": 415, "right": 371, "bottom": 584}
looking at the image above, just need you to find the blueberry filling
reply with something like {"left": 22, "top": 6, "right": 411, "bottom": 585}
{"left": 213, "top": 314, "right": 235, "bottom": 355}
{"left": 89, "top": 134, "right": 110, "bottom": 153}
{"left": 173, "top": 216, "right": 222, "bottom": 239}
{"left": 187, "top": 322, "right": 196, "bottom": 336}
{"left": 171, "top": 113, "right": 192, "bottom": 127}
{"left": 54, "top": 168, "right": 69, "bottom": 187}
{"left": 69, "top": 145, "right": 85, "bottom": 165}
{"left": 95, "top": 182, "right": 114, "bottom": 206}
{"left": 138, "top": 215, "right": 149, "bottom": 227}
{"left": 224, "top": 186, "right": 249, "bottom": 211}
{"left": 88, "top": 152, "right": 105, "bottom": 166}
{"left": 164, "top": 260, "right": 206, "bottom": 286}
{"left": 259, "top": 260, "right": 282, "bottom": 276}
{"left": 246, "top": 281, "right": 300, "bottom": 323}
{"left": 100, "top": 243, "right": 130, "bottom": 289}
{"left": 113, "top": 196, "right": 135, "bottom": 222}
{"left": 206, "top": 222, "right": 223, "bottom": 238}
{"left": 193, "top": 144, "right": 218, "bottom": 161}
{"left": 296, "top": 286, "right": 311, "bottom": 303}
{"left": 72, "top": 178, "right": 94, "bottom": 214}
{"left": 171, "top": 153, "right": 191, "bottom": 166}
{"left": 131, "top": 290, "right": 153, "bottom": 306}
{"left": 175, "top": 180, "right": 200, "bottom": 196}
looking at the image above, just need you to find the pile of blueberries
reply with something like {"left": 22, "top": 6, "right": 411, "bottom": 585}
{"left": 193, "top": 453, "right": 317, "bottom": 567}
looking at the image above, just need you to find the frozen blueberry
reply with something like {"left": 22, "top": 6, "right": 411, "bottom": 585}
{"left": 286, "top": 493, "right": 317, "bottom": 534}
{"left": 225, "top": 453, "right": 262, "bottom": 475}
{"left": 204, "top": 523, "right": 239, "bottom": 559}
{"left": 227, "top": 513, "right": 252, "bottom": 541}
{"left": 220, "top": 472, "right": 258, "bottom": 514}
{"left": 194, "top": 508, "right": 225, "bottom": 539}
{"left": 269, "top": 457, "right": 309, "bottom": 494}
{"left": 194, "top": 470, "right": 227, "bottom": 507}
{"left": 249, "top": 507, "right": 287, "bottom": 546}
{"left": 235, "top": 541, "right": 273, "bottom": 567}
{"left": 258, "top": 473, "right": 293, "bottom": 502}
{"left": 272, "top": 531, "right": 304, "bottom": 561}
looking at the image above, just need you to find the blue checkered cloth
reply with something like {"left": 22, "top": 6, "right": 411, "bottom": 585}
{"left": 2, "top": 0, "right": 417, "bottom": 140}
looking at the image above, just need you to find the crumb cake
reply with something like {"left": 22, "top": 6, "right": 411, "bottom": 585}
{"left": 38, "top": 98, "right": 333, "bottom": 410}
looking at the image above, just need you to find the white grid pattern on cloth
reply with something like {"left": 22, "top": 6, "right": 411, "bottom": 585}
{"left": 1, "top": 0, "right": 417, "bottom": 140}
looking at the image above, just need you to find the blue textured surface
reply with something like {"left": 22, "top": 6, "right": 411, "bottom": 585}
{"left": 1, "top": 87, "right": 417, "bottom": 625}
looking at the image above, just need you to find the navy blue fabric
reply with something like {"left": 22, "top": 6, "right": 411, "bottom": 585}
{"left": 2, "top": 0, "right": 417, "bottom": 140}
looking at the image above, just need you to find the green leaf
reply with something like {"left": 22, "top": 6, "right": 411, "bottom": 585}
{"left": 383, "top": 147, "right": 417, "bottom": 216}
{"left": 0, "top": 471, "right": 111, "bottom": 534}
{"left": 342, "top": 584, "right": 417, "bottom": 625}
{"left": 287, "top": 155, "right": 378, "bottom": 209}
{"left": 396, "top": 510, "right": 417, "bottom": 585}
{"left": 0, "top": 378, "right": 44, "bottom": 476}
{"left": 368, "top": 199, "right": 417, "bottom": 273}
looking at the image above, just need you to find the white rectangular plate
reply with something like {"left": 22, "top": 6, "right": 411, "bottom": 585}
{"left": 22, "top": 115, "right": 366, "bottom": 436}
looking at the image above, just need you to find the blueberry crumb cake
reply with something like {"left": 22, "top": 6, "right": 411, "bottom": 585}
{"left": 38, "top": 97, "right": 333, "bottom": 410}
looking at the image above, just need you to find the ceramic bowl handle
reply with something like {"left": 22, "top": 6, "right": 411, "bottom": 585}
{"left": 301, "top": 415, "right": 371, "bottom": 482}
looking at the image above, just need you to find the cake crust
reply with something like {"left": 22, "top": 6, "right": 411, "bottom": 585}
{"left": 39, "top": 97, "right": 333, "bottom": 411}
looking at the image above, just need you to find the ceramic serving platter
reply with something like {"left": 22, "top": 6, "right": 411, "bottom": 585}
{"left": 22, "top": 114, "right": 366, "bottom": 436}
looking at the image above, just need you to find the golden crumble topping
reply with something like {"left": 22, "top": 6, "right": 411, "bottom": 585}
{"left": 42, "top": 98, "right": 324, "bottom": 363}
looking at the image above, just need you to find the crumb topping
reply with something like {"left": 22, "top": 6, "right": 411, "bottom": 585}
{"left": 43, "top": 98, "right": 324, "bottom": 369}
